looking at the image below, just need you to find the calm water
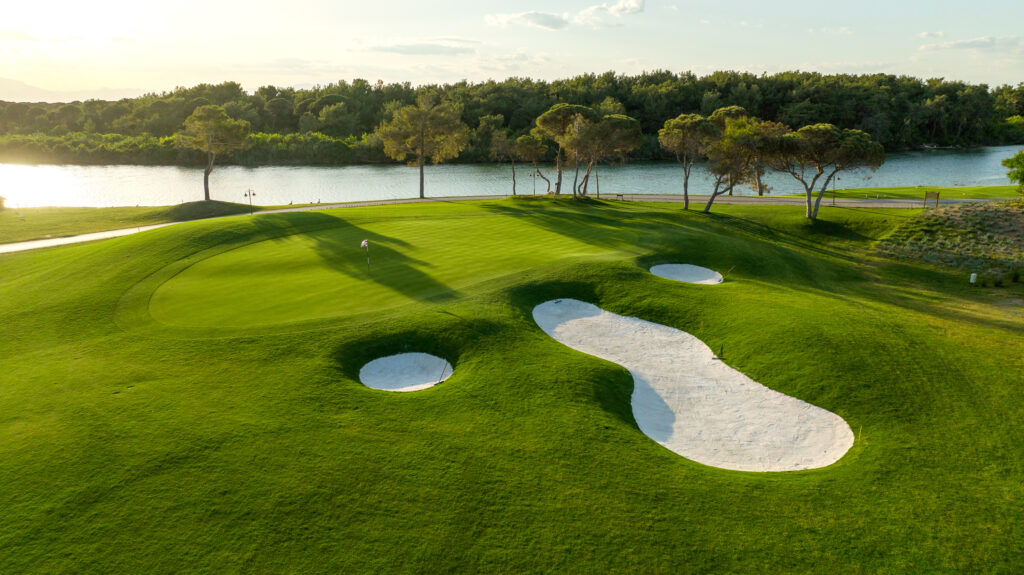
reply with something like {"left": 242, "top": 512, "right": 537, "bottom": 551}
{"left": 0, "top": 146, "right": 1017, "bottom": 208}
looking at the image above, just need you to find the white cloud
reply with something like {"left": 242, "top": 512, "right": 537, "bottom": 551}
{"left": 488, "top": 1, "right": 643, "bottom": 31}
{"left": 918, "top": 31, "right": 944, "bottom": 39}
{"left": 920, "top": 35, "right": 1023, "bottom": 52}
{"left": 0, "top": 28, "right": 39, "bottom": 42}
{"left": 426, "top": 37, "right": 481, "bottom": 46}
{"left": 608, "top": 0, "right": 645, "bottom": 17}
{"left": 810, "top": 27, "right": 853, "bottom": 36}
{"left": 484, "top": 12, "right": 570, "bottom": 31}
{"left": 370, "top": 43, "right": 476, "bottom": 56}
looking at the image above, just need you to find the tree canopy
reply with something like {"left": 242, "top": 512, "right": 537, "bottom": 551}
{"left": 658, "top": 113, "right": 717, "bottom": 209}
{"left": 375, "top": 94, "right": 469, "bottom": 198}
{"left": 176, "top": 105, "right": 250, "bottom": 200}
{"left": 1, "top": 73, "right": 1021, "bottom": 167}
{"left": 1002, "top": 150, "right": 1024, "bottom": 196}
{"left": 774, "top": 124, "right": 885, "bottom": 219}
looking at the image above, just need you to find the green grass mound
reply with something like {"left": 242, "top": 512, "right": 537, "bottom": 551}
{"left": 1, "top": 198, "right": 1022, "bottom": 573}
{"left": 877, "top": 200, "right": 1024, "bottom": 284}
{"left": 0, "top": 200, "right": 256, "bottom": 244}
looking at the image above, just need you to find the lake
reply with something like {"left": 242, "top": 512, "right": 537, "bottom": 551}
{"left": 0, "top": 145, "right": 1018, "bottom": 208}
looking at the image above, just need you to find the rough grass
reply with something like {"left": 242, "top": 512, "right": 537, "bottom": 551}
{"left": 1, "top": 198, "right": 1022, "bottom": 574}
{"left": 877, "top": 200, "right": 1024, "bottom": 284}
{"left": 0, "top": 200, "right": 260, "bottom": 244}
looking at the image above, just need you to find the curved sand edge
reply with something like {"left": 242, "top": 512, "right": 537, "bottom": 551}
{"left": 533, "top": 299, "right": 853, "bottom": 472}
{"left": 650, "top": 264, "right": 723, "bottom": 284}
{"left": 359, "top": 353, "right": 453, "bottom": 392}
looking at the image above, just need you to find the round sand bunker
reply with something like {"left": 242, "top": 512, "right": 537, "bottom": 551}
{"left": 359, "top": 353, "right": 453, "bottom": 392}
{"left": 650, "top": 264, "right": 723, "bottom": 284}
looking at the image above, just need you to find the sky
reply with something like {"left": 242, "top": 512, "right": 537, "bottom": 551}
{"left": 0, "top": 0, "right": 1021, "bottom": 101}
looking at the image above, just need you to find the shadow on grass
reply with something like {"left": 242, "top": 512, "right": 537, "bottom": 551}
{"left": 482, "top": 198, "right": 873, "bottom": 290}
{"left": 507, "top": 279, "right": 637, "bottom": 428}
{"left": 247, "top": 211, "right": 460, "bottom": 304}
{"left": 333, "top": 317, "right": 504, "bottom": 383}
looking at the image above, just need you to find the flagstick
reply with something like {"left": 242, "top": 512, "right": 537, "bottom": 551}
{"left": 365, "top": 245, "right": 370, "bottom": 273}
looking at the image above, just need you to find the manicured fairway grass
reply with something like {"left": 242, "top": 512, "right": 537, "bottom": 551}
{"left": 0, "top": 201, "right": 260, "bottom": 244}
{"left": 1, "top": 197, "right": 1022, "bottom": 573}
{"left": 780, "top": 185, "right": 1019, "bottom": 200}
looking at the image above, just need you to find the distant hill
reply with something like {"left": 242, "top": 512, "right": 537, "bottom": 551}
{"left": 0, "top": 78, "right": 142, "bottom": 103}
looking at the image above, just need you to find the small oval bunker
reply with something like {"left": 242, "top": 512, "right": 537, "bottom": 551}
{"left": 359, "top": 353, "right": 453, "bottom": 392}
{"left": 650, "top": 264, "right": 723, "bottom": 284}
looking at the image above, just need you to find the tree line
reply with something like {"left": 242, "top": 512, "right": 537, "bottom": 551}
{"left": 1, "top": 71, "right": 1022, "bottom": 167}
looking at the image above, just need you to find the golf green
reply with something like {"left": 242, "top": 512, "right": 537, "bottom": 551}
{"left": 149, "top": 209, "right": 617, "bottom": 327}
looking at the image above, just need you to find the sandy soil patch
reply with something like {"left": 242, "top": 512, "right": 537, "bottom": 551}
{"left": 359, "top": 353, "right": 453, "bottom": 392}
{"left": 533, "top": 299, "right": 853, "bottom": 471}
{"left": 650, "top": 264, "right": 723, "bottom": 284}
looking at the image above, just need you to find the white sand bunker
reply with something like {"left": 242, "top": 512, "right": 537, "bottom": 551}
{"left": 359, "top": 353, "right": 453, "bottom": 392}
{"left": 650, "top": 264, "right": 723, "bottom": 284}
{"left": 533, "top": 299, "right": 853, "bottom": 471}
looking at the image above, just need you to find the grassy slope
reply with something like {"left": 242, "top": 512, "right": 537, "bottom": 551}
{"left": 0, "top": 201, "right": 261, "bottom": 244}
{"left": 780, "top": 185, "right": 1019, "bottom": 200}
{"left": 878, "top": 200, "right": 1024, "bottom": 281}
{"left": 1, "top": 198, "right": 1021, "bottom": 573}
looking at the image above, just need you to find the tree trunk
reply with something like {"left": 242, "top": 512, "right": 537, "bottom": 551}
{"left": 418, "top": 154, "right": 425, "bottom": 199}
{"left": 204, "top": 148, "right": 215, "bottom": 201}
{"left": 703, "top": 191, "right": 718, "bottom": 213}
{"left": 554, "top": 148, "right": 563, "bottom": 195}
{"left": 704, "top": 176, "right": 729, "bottom": 213}
{"left": 753, "top": 161, "right": 764, "bottom": 196}
{"left": 595, "top": 163, "right": 600, "bottom": 199}
{"left": 571, "top": 156, "right": 580, "bottom": 199}
{"left": 811, "top": 171, "right": 838, "bottom": 220}
{"left": 682, "top": 158, "right": 691, "bottom": 210}
{"left": 579, "top": 162, "right": 594, "bottom": 196}
{"left": 535, "top": 164, "right": 551, "bottom": 194}
{"left": 511, "top": 159, "right": 517, "bottom": 196}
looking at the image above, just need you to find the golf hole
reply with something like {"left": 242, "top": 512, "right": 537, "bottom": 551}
{"left": 650, "top": 264, "right": 724, "bottom": 284}
{"left": 359, "top": 352, "right": 453, "bottom": 392}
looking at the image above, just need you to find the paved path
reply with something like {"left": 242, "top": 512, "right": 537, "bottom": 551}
{"left": 0, "top": 193, "right": 1005, "bottom": 255}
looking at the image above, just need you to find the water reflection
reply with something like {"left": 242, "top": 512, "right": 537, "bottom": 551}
{"left": 0, "top": 145, "right": 1017, "bottom": 208}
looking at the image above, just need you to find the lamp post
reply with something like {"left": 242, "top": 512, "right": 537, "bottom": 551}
{"left": 244, "top": 189, "right": 255, "bottom": 215}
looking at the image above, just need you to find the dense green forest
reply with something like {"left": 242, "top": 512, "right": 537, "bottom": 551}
{"left": 1, "top": 71, "right": 1022, "bottom": 166}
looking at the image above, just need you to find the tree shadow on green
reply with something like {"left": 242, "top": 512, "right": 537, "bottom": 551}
{"left": 251, "top": 212, "right": 462, "bottom": 304}
{"left": 482, "top": 199, "right": 870, "bottom": 290}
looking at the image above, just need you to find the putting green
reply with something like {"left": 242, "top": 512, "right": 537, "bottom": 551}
{"left": 149, "top": 212, "right": 616, "bottom": 328}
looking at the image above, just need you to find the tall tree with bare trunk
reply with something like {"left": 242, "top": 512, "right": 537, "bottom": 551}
{"left": 376, "top": 94, "right": 469, "bottom": 199}
{"left": 176, "top": 105, "right": 251, "bottom": 201}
